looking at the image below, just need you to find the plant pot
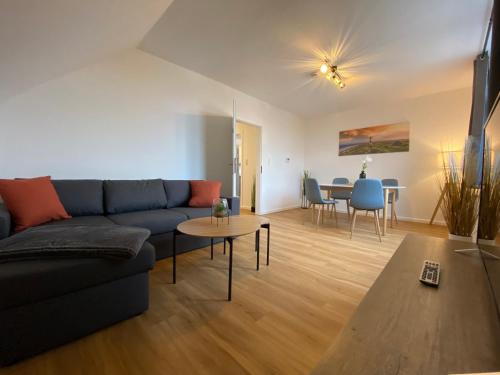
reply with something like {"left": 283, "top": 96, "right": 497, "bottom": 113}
{"left": 448, "top": 233, "right": 474, "bottom": 242}
{"left": 359, "top": 171, "right": 366, "bottom": 179}
{"left": 478, "top": 238, "right": 497, "bottom": 246}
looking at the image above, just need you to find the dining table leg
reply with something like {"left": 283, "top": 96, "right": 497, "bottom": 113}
{"left": 382, "top": 188, "right": 390, "bottom": 235}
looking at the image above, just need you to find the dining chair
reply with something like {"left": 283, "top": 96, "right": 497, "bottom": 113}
{"left": 349, "top": 179, "right": 384, "bottom": 242}
{"left": 305, "top": 178, "right": 338, "bottom": 226}
{"left": 331, "top": 177, "right": 351, "bottom": 219}
{"left": 382, "top": 178, "right": 399, "bottom": 227}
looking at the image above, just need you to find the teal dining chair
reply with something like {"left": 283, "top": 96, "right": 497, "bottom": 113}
{"left": 382, "top": 178, "right": 399, "bottom": 227}
{"left": 331, "top": 177, "right": 351, "bottom": 219}
{"left": 350, "top": 179, "right": 384, "bottom": 241}
{"left": 305, "top": 178, "right": 338, "bottom": 226}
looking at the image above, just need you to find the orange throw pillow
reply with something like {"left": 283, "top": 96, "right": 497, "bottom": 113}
{"left": 189, "top": 180, "right": 222, "bottom": 208}
{"left": 0, "top": 176, "right": 71, "bottom": 232}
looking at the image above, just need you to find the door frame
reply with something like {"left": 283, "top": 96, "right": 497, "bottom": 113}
{"left": 235, "top": 119, "right": 263, "bottom": 215}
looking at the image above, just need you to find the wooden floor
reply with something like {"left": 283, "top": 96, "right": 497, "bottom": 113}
{"left": 1, "top": 209, "right": 447, "bottom": 375}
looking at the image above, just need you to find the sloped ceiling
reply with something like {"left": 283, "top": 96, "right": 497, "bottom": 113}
{"left": 0, "top": 0, "right": 174, "bottom": 103}
{"left": 141, "top": 0, "right": 492, "bottom": 116}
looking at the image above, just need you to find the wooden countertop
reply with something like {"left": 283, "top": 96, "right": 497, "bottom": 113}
{"left": 312, "top": 234, "right": 500, "bottom": 375}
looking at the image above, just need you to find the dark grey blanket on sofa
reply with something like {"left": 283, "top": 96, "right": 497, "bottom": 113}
{"left": 0, "top": 225, "right": 151, "bottom": 262}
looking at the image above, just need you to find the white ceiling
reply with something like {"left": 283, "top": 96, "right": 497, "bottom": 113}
{"left": 141, "top": 0, "right": 492, "bottom": 117}
{"left": 0, "top": 0, "right": 174, "bottom": 103}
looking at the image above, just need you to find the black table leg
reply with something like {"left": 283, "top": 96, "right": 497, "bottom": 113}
{"left": 255, "top": 230, "right": 260, "bottom": 270}
{"left": 172, "top": 230, "right": 177, "bottom": 284}
{"left": 265, "top": 223, "right": 270, "bottom": 266}
{"left": 211, "top": 238, "right": 214, "bottom": 260}
{"left": 260, "top": 223, "right": 270, "bottom": 266}
{"left": 227, "top": 237, "right": 233, "bottom": 301}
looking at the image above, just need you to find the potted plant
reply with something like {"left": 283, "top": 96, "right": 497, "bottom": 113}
{"left": 440, "top": 140, "right": 480, "bottom": 242}
{"left": 301, "top": 170, "right": 310, "bottom": 208}
{"left": 359, "top": 156, "right": 372, "bottom": 179}
{"left": 478, "top": 137, "right": 500, "bottom": 245}
{"left": 251, "top": 175, "right": 256, "bottom": 213}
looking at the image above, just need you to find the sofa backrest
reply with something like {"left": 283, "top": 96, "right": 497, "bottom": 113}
{"left": 52, "top": 180, "right": 104, "bottom": 217}
{"left": 104, "top": 179, "right": 168, "bottom": 214}
{"left": 163, "top": 180, "right": 191, "bottom": 208}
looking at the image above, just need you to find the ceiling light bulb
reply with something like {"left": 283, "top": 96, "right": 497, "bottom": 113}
{"left": 320, "top": 63, "right": 329, "bottom": 74}
{"left": 325, "top": 71, "right": 333, "bottom": 80}
{"left": 333, "top": 75, "right": 341, "bottom": 85}
{"left": 339, "top": 82, "right": 346, "bottom": 89}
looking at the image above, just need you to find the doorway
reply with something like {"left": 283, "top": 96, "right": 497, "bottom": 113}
{"left": 235, "top": 121, "right": 262, "bottom": 214}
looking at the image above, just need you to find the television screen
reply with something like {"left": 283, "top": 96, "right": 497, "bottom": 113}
{"left": 478, "top": 92, "right": 500, "bottom": 319}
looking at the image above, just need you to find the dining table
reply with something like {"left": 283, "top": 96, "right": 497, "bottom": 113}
{"left": 320, "top": 183, "right": 407, "bottom": 236}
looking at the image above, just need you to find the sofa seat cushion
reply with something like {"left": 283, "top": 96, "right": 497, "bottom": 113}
{"left": 108, "top": 209, "right": 187, "bottom": 235}
{"left": 0, "top": 242, "right": 155, "bottom": 310}
{"left": 170, "top": 207, "right": 212, "bottom": 219}
{"left": 45, "top": 215, "right": 115, "bottom": 227}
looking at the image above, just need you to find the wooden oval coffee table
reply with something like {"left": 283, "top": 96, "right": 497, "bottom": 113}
{"left": 172, "top": 215, "right": 271, "bottom": 301}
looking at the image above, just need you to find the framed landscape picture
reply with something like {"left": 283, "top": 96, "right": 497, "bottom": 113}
{"left": 339, "top": 122, "right": 410, "bottom": 156}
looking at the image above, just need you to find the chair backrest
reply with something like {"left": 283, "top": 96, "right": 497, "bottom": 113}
{"left": 332, "top": 177, "right": 349, "bottom": 185}
{"left": 305, "top": 178, "right": 323, "bottom": 204}
{"left": 382, "top": 178, "right": 399, "bottom": 200}
{"left": 351, "top": 179, "right": 384, "bottom": 210}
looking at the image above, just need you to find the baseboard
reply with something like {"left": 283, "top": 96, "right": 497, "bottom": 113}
{"left": 259, "top": 205, "right": 301, "bottom": 215}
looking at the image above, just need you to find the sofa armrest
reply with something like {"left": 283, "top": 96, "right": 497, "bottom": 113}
{"left": 0, "top": 203, "right": 12, "bottom": 240}
{"left": 223, "top": 196, "right": 240, "bottom": 216}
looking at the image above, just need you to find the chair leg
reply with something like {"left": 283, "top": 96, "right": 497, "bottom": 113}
{"left": 311, "top": 204, "right": 315, "bottom": 223}
{"left": 346, "top": 200, "right": 350, "bottom": 220}
{"left": 390, "top": 202, "right": 394, "bottom": 228}
{"left": 330, "top": 204, "right": 333, "bottom": 218}
{"left": 317, "top": 205, "right": 321, "bottom": 225}
{"left": 333, "top": 204, "right": 338, "bottom": 227}
{"left": 350, "top": 209, "right": 358, "bottom": 239}
{"left": 393, "top": 201, "right": 398, "bottom": 224}
{"left": 321, "top": 205, "right": 324, "bottom": 224}
{"left": 373, "top": 210, "right": 379, "bottom": 234}
{"left": 375, "top": 210, "right": 382, "bottom": 242}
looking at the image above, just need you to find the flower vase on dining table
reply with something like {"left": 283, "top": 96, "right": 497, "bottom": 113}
{"left": 359, "top": 156, "right": 372, "bottom": 179}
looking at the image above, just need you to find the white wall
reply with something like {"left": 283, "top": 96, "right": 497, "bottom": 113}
{"left": 0, "top": 49, "right": 304, "bottom": 214}
{"left": 304, "top": 88, "right": 472, "bottom": 223}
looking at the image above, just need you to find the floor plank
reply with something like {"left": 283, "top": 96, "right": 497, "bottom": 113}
{"left": 1, "top": 209, "right": 448, "bottom": 375}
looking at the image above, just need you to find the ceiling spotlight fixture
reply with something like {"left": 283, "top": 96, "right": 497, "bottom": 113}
{"left": 318, "top": 60, "right": 346, "bottom": 89}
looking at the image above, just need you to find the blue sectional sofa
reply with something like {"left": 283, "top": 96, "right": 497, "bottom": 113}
{"left": 0, "top": 179, "right": 239, "bottom": 365}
